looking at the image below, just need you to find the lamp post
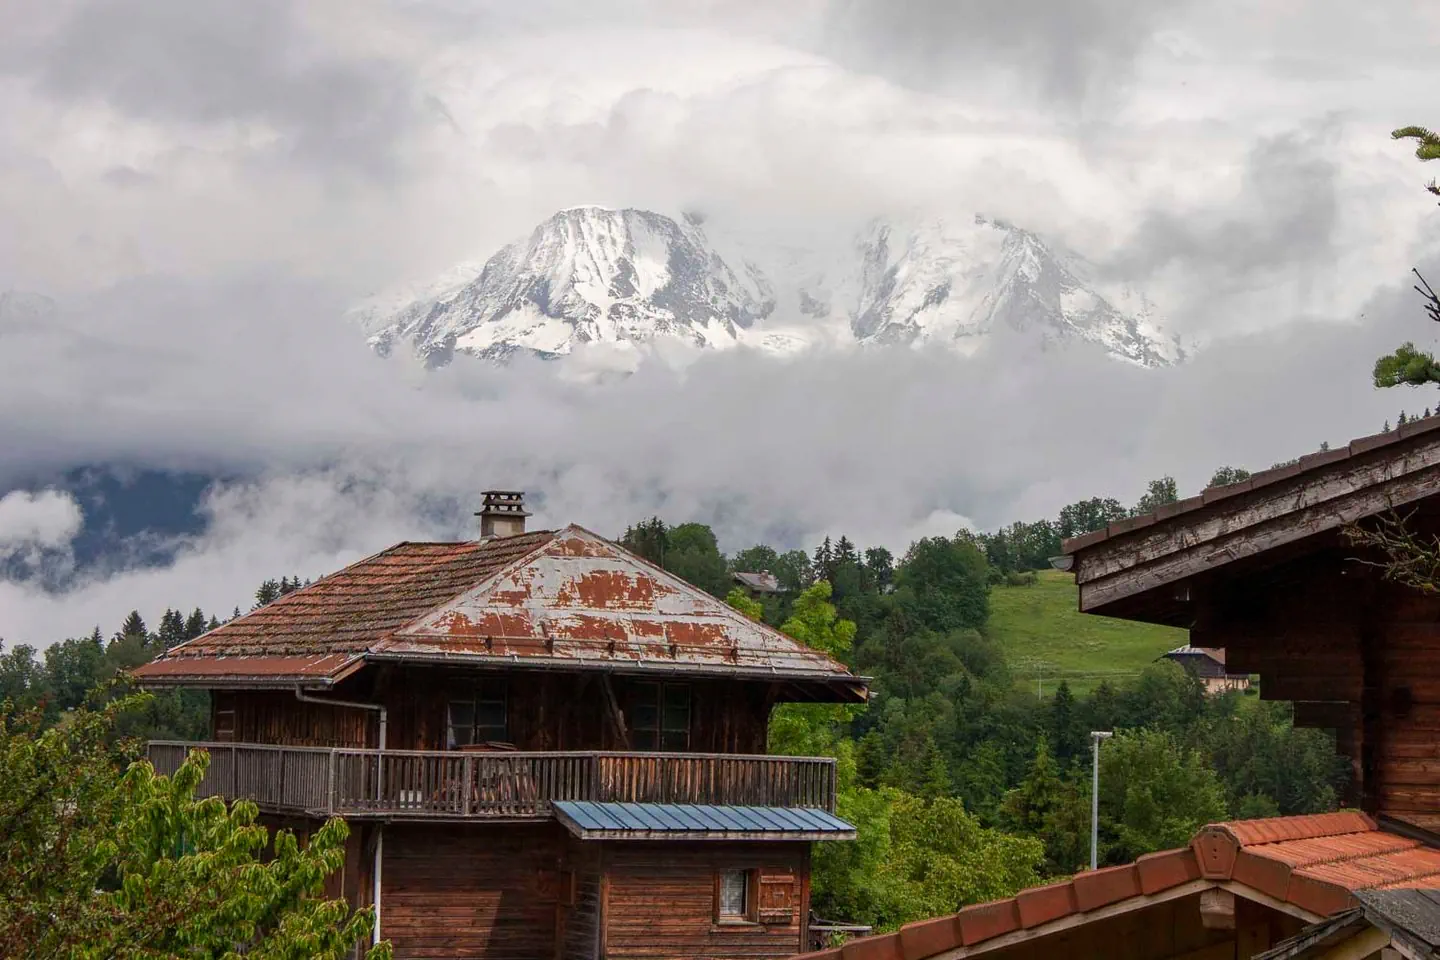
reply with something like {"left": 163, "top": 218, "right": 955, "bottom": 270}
{"left": 1090, "top": 731, "right": 1113, "bottom": 871}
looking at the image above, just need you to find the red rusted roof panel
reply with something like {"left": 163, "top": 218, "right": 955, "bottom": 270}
{"left": 138, "top": 525, "right": 860, "bottom": 688}
{"left": 382, "top": 527, "right": 854, "bottom": 679}
{"left": 131, "top": 653, "right": 360, "bottom": 683}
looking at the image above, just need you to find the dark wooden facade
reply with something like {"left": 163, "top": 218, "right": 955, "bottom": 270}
{"left": 1064, "top": 423, "right": 1440, "bottom": 833}
{"left": 259, "top": 818, "right": 813, "bottom": 960}
{"left": 169, "top": 662, "right": 833, "bottom": 960}
{"left": 212, "top": 666, "right": 774, "bottom": 755}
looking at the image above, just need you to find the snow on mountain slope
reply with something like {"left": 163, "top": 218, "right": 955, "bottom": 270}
{"left": 351, "top": 207, "right": 774, "bottom": 367}
{"left": 353, "top": 208, "right": 1181, "bottom": 369}
{"left": 844, "top": 216, "right": 1181, "bottom": 366}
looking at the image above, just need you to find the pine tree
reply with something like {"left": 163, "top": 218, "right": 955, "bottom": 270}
{"left": 1048, "top": 681, "right": 1086, "bottom": 768}
{"left": 116, "top": 611, "right": 147, "bottom": 642}
{"left": 1385, "top": 419, "right": 1392, "bottom": 432}
{"left": 207, "top": 616, "right": 222, "bottom": 631}
{"left": 1400, "top": 411, "right": 1410, "bottom": 426}
{"left": 184, "top": 608, "right": 208, "bottom": 640}
{"left": 157, "top": 609, "right": 186, "bottom": 650}
{"left": 253, "top": 579, "right": 281, "bottom": 609}
{"left": 230, "top": 607, "right": 241, "bottom": 622}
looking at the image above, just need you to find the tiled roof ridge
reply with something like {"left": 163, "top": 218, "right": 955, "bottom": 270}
{"left": 791, "top": 813, "right": 1435, "bottom": 960}
{"left": 1209, "top": 811, "right": 1379, "bottom": 848}
{"left": 1059, "top": 413, "right": 1440, "bottom": 555}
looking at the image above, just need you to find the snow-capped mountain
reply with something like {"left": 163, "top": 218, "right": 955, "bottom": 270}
{"left": 352, "top": 207, "right": 1181, "bottom": 369}
{"left": 353, "top": 207, "right": 774, "bottom": 367}
{"left": 845, "top": 216, "right": 1180, "bottom": 366}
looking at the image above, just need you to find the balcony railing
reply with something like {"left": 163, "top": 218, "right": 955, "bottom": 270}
{"left": 145, "top": 742, "right": 838, "bottom": 820}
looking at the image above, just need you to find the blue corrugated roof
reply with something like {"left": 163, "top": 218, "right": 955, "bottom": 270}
{"left": 551, "top": 802, "right": 855, "bottom": 840}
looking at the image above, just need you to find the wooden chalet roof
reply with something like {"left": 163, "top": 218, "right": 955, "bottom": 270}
{"left": 133, "top": 525, "right": 865, "bottom": 697}
{"left": 1059, "top": 414, "right": 1440, "bottom": 621}
{"left": 793, "top": 813, "right": 1440, "bottom": 960}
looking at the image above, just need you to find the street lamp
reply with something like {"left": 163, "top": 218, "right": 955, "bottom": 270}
{"left": 1090, "top": 731, "right": 1114, "bottom": 871}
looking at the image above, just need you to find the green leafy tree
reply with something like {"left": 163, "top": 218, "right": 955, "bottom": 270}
{"left": 1056, "top": 497, "right": 1128, "bottom": 540}
{"left": 44, "top": 632, "right": 106, "bottom": 712}
{"left": 0, "top": 694, "right": 389, "bottom": 959}
{"left": 1132, "top": 477, "right": 1179, "bottom": 516}
{"left": 725, "top": 588, "right": 765, "bottom": 622}
{"left": 872, "top": 794, "right": 1044, "bottom": 927}
{"left": 1098, "top": 728, "right": 1228, "bottom": 862}
{"left": 1368, "top": 128, "right": 1440, "bottom": 387}
{"left": 891, "top": 536, "right": 990, "bottom": 633}
{"left": 1207, "top": 466, "right": 1252, "bottom": 488}
{"left": 661, "top": 523, "right": 731, "bottom": 598}
{"left": 0, "top": 643, "right": 47, "bottom": 717}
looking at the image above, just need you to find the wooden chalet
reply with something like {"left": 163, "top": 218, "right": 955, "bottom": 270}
{"left": 1161, "top": 645, "right": 1252, "bottom": 695}
{"left": 795, "top": 417, "right": 1440, "bottom": 960}
{"left": 132, "top": 491, "right": 867, "bottom": 960}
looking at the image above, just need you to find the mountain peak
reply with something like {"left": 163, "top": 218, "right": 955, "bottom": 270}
{"left": 352, "top": 208, "right": 1180, "bottom": 370}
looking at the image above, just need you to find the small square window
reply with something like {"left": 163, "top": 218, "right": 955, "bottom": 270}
{"left": 718, "top": 869, "right": 750, "bottom": 920}
{"left": 446, "top": 678, "right": 509, "bottom": 749}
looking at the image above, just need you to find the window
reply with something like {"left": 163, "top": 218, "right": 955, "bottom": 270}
{"left": 630, "top": 682, "right": 690, "bottom": 752}
{"left": 717, "top": 869, "right": 752, "bottom": 922}
{"left": 446, "top": 678, "right": 508, "bottom": 748}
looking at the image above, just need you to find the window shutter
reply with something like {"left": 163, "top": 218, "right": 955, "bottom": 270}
{"left": 756, "top": 870, "right": 796, "bottom": 925}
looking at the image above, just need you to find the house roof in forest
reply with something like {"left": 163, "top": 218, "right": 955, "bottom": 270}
{"left": 132, "top": 525, "right": 864, "bottom": 697}
{"left": 791, "top": 812, "right": 1440, "bottom": 960}
{"left": 1056, "top": 414, "right": 1440, "bottom": 618}
{"left": 1163, "top": 645, "right": 1228, "bottom": 666}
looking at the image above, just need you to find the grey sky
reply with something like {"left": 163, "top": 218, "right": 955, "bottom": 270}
{"left": 2, "top": 0, "right": 1440, "bottom": 643}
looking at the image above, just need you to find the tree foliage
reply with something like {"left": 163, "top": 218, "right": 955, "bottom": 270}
{"left": 0, "top": 694, "right": 389, "bottom": 959}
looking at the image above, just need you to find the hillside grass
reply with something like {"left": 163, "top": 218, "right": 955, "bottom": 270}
{"left": 987, "top": 569, "right": 1188, "bottom": 697}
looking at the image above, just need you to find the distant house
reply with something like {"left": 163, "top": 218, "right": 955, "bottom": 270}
{"left": 734, "top": 571, "right": 783, "bottom": 595}
{"left": 1161, "top": 644, "right": 1252, "bottom": 695}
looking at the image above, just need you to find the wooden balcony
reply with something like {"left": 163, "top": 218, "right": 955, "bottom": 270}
{"left": 145, "top": 742, "right": 838, "bottom": 820}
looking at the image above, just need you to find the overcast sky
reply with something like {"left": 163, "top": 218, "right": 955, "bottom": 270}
{"left": 4, "top": 0, "right": 1440, "bottom": 645}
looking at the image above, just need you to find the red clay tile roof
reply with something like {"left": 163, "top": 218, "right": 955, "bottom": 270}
{"left": 792, "top": 812, "right": 1440, "bottom": 960}
{"left": 133, "top": 526, "right": 863, "bottom": 693}
{"left": 145, "top": 530, "right": 560, "bottom": 662}
{"left": 1059, "top": 415, "right": 1440, "bottom": 556}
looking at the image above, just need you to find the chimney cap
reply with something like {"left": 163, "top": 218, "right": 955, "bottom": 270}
{"left": 475, "top": 490, "right": 531, "bottom": 518}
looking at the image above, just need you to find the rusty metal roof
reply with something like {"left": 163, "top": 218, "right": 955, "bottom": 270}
{"left": 134, "top": 525, "right": 863, "bottom": 694}
{"left": 791, "top": 812, "right": 1440, "bottom": 960}
{"left": 1061, "top": 414, "right": 1440, "bottom": 557}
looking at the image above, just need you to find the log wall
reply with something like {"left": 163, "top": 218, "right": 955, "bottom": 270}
{"left": 382, "top": 823, "right": 568, "bottom": 960}
{"left": 1197, "top": 555, "right": 1440, "bottom": 824}
{"left": 600, "top": 842, "right": 809, "bottom": 960}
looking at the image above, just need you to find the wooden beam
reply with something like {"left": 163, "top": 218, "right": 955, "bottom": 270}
{"left": 1077, "top": 458, "right": 1440, "bottom": 612}
{"left": 1077, "top": 438, "right": 1440, "bottom": 586}
{"left": 1316, "top": 926, "right": 1390, "bottom": 960}
{"left": 600, "top": 675, "right": 630, "bottom": 749}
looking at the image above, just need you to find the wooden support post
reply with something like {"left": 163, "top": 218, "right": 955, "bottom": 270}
{"left": 600, "top": 675, "right": 630, "bottom": 749}
{"left": 1199, "top": 888, "right": 1236, "bottom": 931}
